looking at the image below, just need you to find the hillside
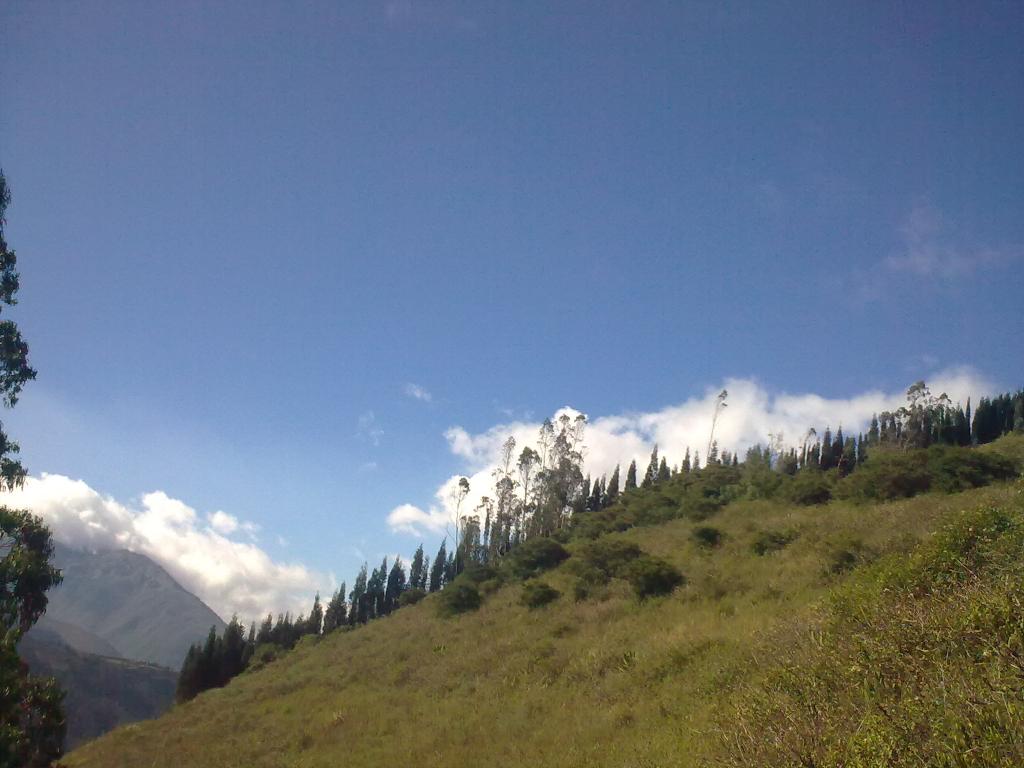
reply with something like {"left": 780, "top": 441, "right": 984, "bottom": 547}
{"left": 45, "top": 545, "right": 226, "bottom": 669}
{"left": 19, "top": 634, "right": 176, "bottom": 749}
{"left": 26, "top": 616, "right": 123, "bottom": 658}
{"left": 66, "top": 437, "right": 1024, "bottom": 767}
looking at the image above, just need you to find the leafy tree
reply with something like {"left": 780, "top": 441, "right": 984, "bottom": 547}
{"left": 221, "top": 616, "right": 247, "bottom": 681}
{"left": 349, "top": 565, "right": 368, "bottom": 624}
{"left": 322, "top": 585, "right": 347, "bottom": 632}
{"left": 428, "top": 542, "right": 446, "bottom": 593}
{"left": 256, "top": 614, "right": 273, "bottom": 644}
{"left": 0, "top": 173, "right": 36, "bottom": 491}
{"left": 384, "top": 558, "right": 406, "bottom": 614}
{"left": 625, "top": 460, "right": 638, "bottom": 490}
{"left": 408, "top": 545, "right": 426, "bottom": 591}
{"left": 642, "top": 445, "right": 659, "bottom": 487}
{"left": 605, "top": 465, "right": 620, "bottom": 504}
{"left": 657, "top": 456, "right": 671, "bottom": 482}
{"left": 304, "top": 593, "right": 323, "bottom": 636}
{"left": 0, "top": 171, "right": 62, "bottom": 768}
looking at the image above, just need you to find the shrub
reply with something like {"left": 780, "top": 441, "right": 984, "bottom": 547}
{"left": 460, "top": 563, "right": 500, "bottom": 584}
{"left": 520, "top": 580, "right": 560, "bottom": 609}
{"left": 436, "top": 582, "right": 481, "bottom": 617}
{"left": 624, "top": 556, "right": 684, "bottom": 600}
{"left": 751, "top": 528, "right": 797, "bottom": 556}
{"left": 822, "top": 535, "right": 869, "bottom": 575}
{"left": 506, "top": 537, "right": 570, "bottom": 580}
{"left": 398, "top": 588, "right": 426, "bottom": 607}
{"left": 572, "top": 538, "right": 642, "bottom": 578}
{"left": 692, "top": 525, "right": 723, "bottom": 548}
{"left": 785, "top": 470, "right": 832, "bottom": 505}
{"left": 835, "top": 449, "right": 931, "bottom": 501}
{"left": 246, "top": 643, "right": 283, "bottom": 671}
{"left": 925, "top": 444, "right": 1019, "bottom": 493}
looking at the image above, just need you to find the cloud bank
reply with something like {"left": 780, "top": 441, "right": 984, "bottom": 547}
{"left": 3, "top": 475, "right": 326, "bottom": 622}
{"left": 387, "top": 367, "right": 995, "bottom": 537}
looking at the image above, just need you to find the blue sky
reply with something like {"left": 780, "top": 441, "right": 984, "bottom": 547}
{"left": 1, "top": 2, "right": 1022, "bottom": 617}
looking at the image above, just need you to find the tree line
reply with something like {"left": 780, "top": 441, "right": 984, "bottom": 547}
{"left": 176, "top": 382, "right": 1024, "bottom": 703}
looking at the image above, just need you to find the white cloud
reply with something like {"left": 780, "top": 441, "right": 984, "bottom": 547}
{"left": 403, "top": 383, "right": 433, "bottom": 403}
{"left": 386, "top": 368, "right": 996, "bottom": 536}
{"left": 3, "top": 475, "right": 327, "bottom": 622}
{"left": 356, "top": 411, "right": 384, "bottom": 446}
{"left": 885, "top": 205, "right": 1019, "bottom": 279}
{"left": 386, "top": 503, "right": 451, "bottom": 536}
{"left": 208, "top": 510, "right": 239, "bottom": 535}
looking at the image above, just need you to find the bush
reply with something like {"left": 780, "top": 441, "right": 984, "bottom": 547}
{"left": 785, "top": 470, "right": 832, "bottom": 505}
{"left": 246, "top": 643, "right": 283, "bottom": 671}
{"left": 571, "top": 538, "right": 642, "bottom": 578}
{"left": 460, "top": 563, "right": 500, "bottom": 584}
{"left": 692, "top": 525, "right": 723, "bottom": 548}
{"left": 436, "top": 582, "right": 481, "bottom": 617}
{"left": 520, "top": 580, "right": 560, "bottom": 609}
{"left": 751, "top": 528, "right": 797, "bottom": 556}
{"left": 506, "top": 537, "right": 570, "bottom": 579}
{"left": 836, "top": 449, "right": 931, "bottom": 501}
{"left": 624, "top": 556, "right": 684, "bottom": 600}
{"left": 398, "top": 588, "right": 426, "bottom": 607}
{"left": 822, "top": 535, "right": 869, "bottom": 575}
{"left": 925, "top": 444, "right": 1019, "bottom": 493}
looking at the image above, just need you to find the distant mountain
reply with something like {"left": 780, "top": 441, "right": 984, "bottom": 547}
{"left": 44, "top": 544, "right": 226, "bottom": 669}
{"left": 20, "top": 631, "right": 177, "bottom": 749}
{"left": 27, "top": 615, "right": 123, "bottom": 658}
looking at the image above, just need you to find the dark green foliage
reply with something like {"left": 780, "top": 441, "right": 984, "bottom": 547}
{"left": 322, "top": 585, "right": 347, "bottom": 633}
{"left": 605, "top": 465, "right": 620, "bottom": 505}
{"left": 398, "top": 588, "right": 426, "bottom": 607}
{"left": 623, "top": 556, "right": 684, "bottom": 600}
{"left": 0, "top": 173, "right": 37, "bottom": 493}
{"left": 625, "top": 460, "right": 638, "bottom": 490}
{"left": 408, "top": 545, "right": 426, "bottom": 591}
{"left": 836, "top": 444, "right": 1019, "bottom": 502}
{"left": 642, "top": 446, "right": 658, "bottom": 488}
{"left": 459, "top": 563, "right": 499, "bottom": 584}
{"left": 304, "top": 594, "right": 323, "bottom": 636}
{"left": 925, "top": 444, "right": 1019, "bottom": 493}
{"left": 572, "top": 539, "right": 642, "bottom": 580}
{"left": 751, "top": 529, "right": 797, "bottom": 556}
{"left": 692, "top": 526, "right": 723, "bottom": 548}
{"left": 383, "top": 559, "right": 406, "bottom": 615}
{"left": 519, "top": 581, "right": 560, "bottom": 609}
{"left": 505, "top": 537, "right": 569, "bottom": 580}
{"left": 0, "top": 176, "right": 60, "bottom": 767}
{"left": 428, "top": 542, "right": 446, "bottom": 593}
{"left": 785, "top": 470, "right": 832, "bottom": 505}
{"left": 436, "top": 582, "right": 481, "bottom": 617}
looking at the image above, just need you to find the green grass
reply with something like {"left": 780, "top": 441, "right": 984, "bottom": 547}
{"left": 65, "top": 437, "right": 1024, "bottom": 768}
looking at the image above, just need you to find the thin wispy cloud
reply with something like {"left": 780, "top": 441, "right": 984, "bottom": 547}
{"left": 404, "top": 383, "right": 433, "bottom": 403}
{"left": 885, "top": 204, "right": 1019, "bottom": 280}
{"left": 386, "top": 367, "right": 995, "bottom": 537}
{"left": 356, "top": 410, "right": 384, "bottom": 446}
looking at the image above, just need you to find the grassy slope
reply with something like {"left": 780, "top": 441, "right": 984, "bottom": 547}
{"left": 67, "top": 440, "right": 1024, "bottom": 768}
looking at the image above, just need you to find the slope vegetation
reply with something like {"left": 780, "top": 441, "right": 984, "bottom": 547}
{"left": 66, "top": 438, "right": 1024, "bottom": 767}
